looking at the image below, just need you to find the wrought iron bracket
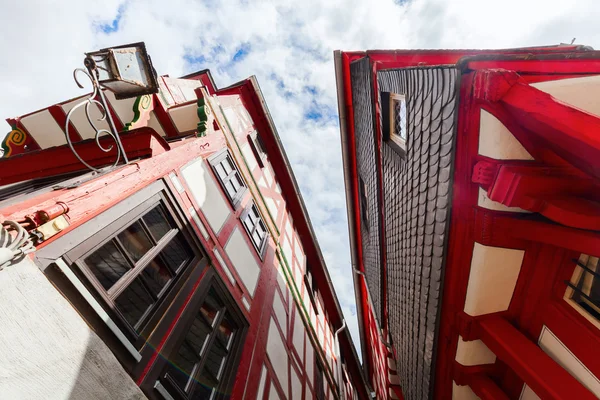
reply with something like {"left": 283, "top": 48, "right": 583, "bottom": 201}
{"left": 65, "top": 56, "right": 129, "bottom": 171}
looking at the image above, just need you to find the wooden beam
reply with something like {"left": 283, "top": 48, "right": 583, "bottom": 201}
{"left": 476, "top": 315, "right": 595, "bottom": 400}
{"left": 476, "top": 69, "right": 600, "bottom": 179}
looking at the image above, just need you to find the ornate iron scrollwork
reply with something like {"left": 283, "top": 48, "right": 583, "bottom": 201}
{"left": 65, "top": 57, "right": 129, "bottom": 172}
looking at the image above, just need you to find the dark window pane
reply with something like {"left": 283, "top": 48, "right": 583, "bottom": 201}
{"left": 115, "top": 277, "right": 155, "bottom": 330}
{"left": 190, "top": 368, "right": 217, "bottom": 400}
{"left": 215, "top": 163, "right": 227, "bottom": 180}
{"left": 160, "top": 233, "right": 192, "bottom": 272}
{"left": 225, "top": 181, "right": 237, "bottom": 199}
{"left": 85, "top": 240, "right": 131, "bottom": 290}
{"left": 252, "top": 230, "right": 262, "bottom": 247}
{"left": 142, "top": 258, "right": 173, "bottom": 297}
{"left": 166, "top": 317, "right": 212, "bottom": 392}
{"left": 243, "top": 216, "right": 254, "bottom": 232}
{"left": 215, "top": 312, "right": 236, "bottom": 349}
{"left": 118, "top": 221, "right": 153, "bottom": 262}
{"left": 201, "top": 289, "right": 224, "bottom": 327}
{"left": 143, "top": 206, "right": 171, "bottom": 242}
{"left": 222, "top": 159, "right": 233, "bottom": 175}
{"left": 203, "top": 342, "right": 227, "bottom": 384}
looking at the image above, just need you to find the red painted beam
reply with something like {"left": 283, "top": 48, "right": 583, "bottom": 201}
{"left": 48, "top": 105, "right": 83, "bottom": 143}
{"left": 476, "top": 315, "right": 595, "bottom": 400}
{"left": 497, "top": 215, "right": 600, "bottom": 256}
{"left": 0, "top": 127, "right": 169, "bottom": 185}
{"left": 469, "top": 375, "right": 510, "bottom": 400}
{"left": 477, "top": 69, "right": 600, "bottom": 179}
{"left": 454, "top": 363, "right": 509, "bottom": 400}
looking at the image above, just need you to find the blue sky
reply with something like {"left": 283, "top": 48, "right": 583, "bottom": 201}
{"left": 2, "top": 0, "right": 600, "bottom": 357}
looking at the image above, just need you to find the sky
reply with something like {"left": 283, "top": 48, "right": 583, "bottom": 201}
{"left": 2, "top": 0, "right": 600, "bottom": 358}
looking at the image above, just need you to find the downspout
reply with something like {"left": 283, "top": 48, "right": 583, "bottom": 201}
{"left": 353, "top": 268, "right": 393, "bottom": 350}
{"left": 334, "top": 320, "right": 347, "bottom": 399}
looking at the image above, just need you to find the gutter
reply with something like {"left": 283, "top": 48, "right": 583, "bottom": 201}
{"left": 333, "top": 50, "right": 370, "bottom": 375}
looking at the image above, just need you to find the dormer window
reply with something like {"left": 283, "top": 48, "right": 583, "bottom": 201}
{"left": 381, "top": 92, "right": 407, "bottom": 157}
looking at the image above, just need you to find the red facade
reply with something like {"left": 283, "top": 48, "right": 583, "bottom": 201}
{"left": 336, "top": 46, "right": 600, "bottom": 399}
{"left": 0, "top": 67, "right": 368, "bottom": 399}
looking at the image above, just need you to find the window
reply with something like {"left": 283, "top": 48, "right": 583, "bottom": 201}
{"left": 315, "top": 362, "right": 326, "bottom": 400}
{"left": 304, "top": 267, "right": 319, "bottom": 315}
{"left": 381, "top": 92, "right": 407, "bottom": 156}
{"left": 73, "top": 197, "right": 198, "bottom": 348}
{"left": 566, "top": 255, "right": 600, "bottom": 321}
{"left": 241, "top": 201, "right": 268, "bottom": 257}
{"left": 248, "top": 131, "right": 266, "bottom": 168}
{"left": 209, "top": 150, "right": 247, "bottom": 208}
{"left": 153, "top": 275, "right": 248, "bottom": 400}
{"left": 358, "top": 176, "right": 369, "bottom": 231}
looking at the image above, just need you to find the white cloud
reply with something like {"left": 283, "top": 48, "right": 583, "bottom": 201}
{"left": 2, "top": 0, "right": 600, "bottom": 360}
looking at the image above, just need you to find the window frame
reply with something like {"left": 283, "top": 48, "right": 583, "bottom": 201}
{"left": 240, "top": 200, "right": 269, "bottom": 258}
{"left": 69, "top": 196, "right": 199, "bottom": 346}
{"left": 304, "top": 267, "right": 320, "bottom": 315}
{"left": 381, "top": 91, "right": 407, "bottom": 158}
{"left": 358, "top": 176, "right": 369, "bottom": 231}
{"left": 564, "top": 255, "right": 600, "bottom": 326}
{"left": 208, "top": 148, "right": 248, "bottom": 209}
{"left": 140, "top": 269, "right": 249, "bottom": 400}
{"left": 248, "top": 130, "right": 267, "bottom": 169}
{"left": 38, "top": 181, "right": 208, "bottom": 362}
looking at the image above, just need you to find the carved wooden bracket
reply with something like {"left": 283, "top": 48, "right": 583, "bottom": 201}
{"left": 473, "top": 160, "right": 600, "bottom": 230}
{"left": 193, "top": 87, "right": 215, "bottom": 138}
{"left": 124, "top": 95, "right": 154, "bottom": 131}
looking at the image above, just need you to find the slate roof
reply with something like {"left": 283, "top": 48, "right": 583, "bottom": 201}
{"left": 350, "top": 60, "right": 458, "bottom": 400}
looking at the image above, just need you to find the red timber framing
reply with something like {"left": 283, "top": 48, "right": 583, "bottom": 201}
{"left": 336, "top": 46, "right": 600, "bottom": 400}
{"left": 436, "top": 54, "right": 600, "bottom": 400}
{"left": 0, "top": 68, "right": 368, "bottom": 399}
{"left": 216, "top": 76, "right": 370, "bottom": 399}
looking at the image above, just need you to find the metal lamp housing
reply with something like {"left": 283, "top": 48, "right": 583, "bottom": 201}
{"left": 86, "top": 42, "right": 158, "bottom": 100}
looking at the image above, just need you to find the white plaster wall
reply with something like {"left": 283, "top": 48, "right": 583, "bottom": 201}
{"left": 223, "top": 108, "right": 242, "bottom": 135}
{"left": 291, "top": 366, "right": 303, "bottom": 399}
{"left": 169, "top": 103, "right": 199, "bottom": 133}
{"left": 305, "top": 386, "right": 313, "bottom": 400}
{"left": 532, "top": 75, "right": 600, "bottom": 117}
{"left": 452, "top": 382, "right": 480, "bottom": 400}
{"left": 147, "top": 113, "right": 167, "bottom": 136}
{"left": 538, "top": 326, "right": 600, "bottom": 397}
{"left": 478, "top": 110, "right": 533, "bottom": 160}
{"left": 463, "top": 243, "right": 524, "bottom": 316}
{"left": 269, "top": 386, "right": 282, "bottom": 400}
{"left": 104, "top": 90, "right": 135, "bottom": 126}
{"left": 282, "top": 238, "right": 295, "bottom": 271}
{"left": 305, "top": 341, "right": 314, "bottom": 387}
{"left": 520, "top": 385, "right": 541, "bottom": 400}
{"left": 273, "top": 291, "right": 288, "bottom": 337}
{"left": 213, "top": 247, "right": 236, "bottom": 286}
{"left": 61, "top": 98, "right": 111, "bottom": 140}
{"left": 258, "top": 176, "right": 269, "bottom": 189}
{"left": 21, "top": 110, "right": 67, "bottom": 149}
{"left": 181, "top": 158, "right": 231, "bottom": 233}
{"left": 263, "top": 163, "right": 274, "bottom": 187}
{"left": 224, "top": 227, "right": 261, "bottom": 296}
{"left": 294, "top": 237, "right": 305, "bottom": 271}
{"left": 277, "top": 267, "right": 288, "bottom": 297}
{"left": 266, "top": 197, "right": 279, "bottom": 223}
{"left": 188, "top": 207, "right": 209, "bottom": 240}
{"left": 241, "top": 142, "right": 258, "bottom": 172}
{"left": 257, "top": 366, "right": 268, "bottom": 400}
{"left": 0, "top": 258, "right": 145, "bottom": 400}
{"left": 477, "top": 187, "right": 530, "bottom": 213}
{"left": 455, "top": 336, "right": 496, "bottom": 366}
{"left": 267, "top": 318, "right": 289, "bottom": 396}
{"left": 292, "top": 312, "right": 305, "bottom": 358}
